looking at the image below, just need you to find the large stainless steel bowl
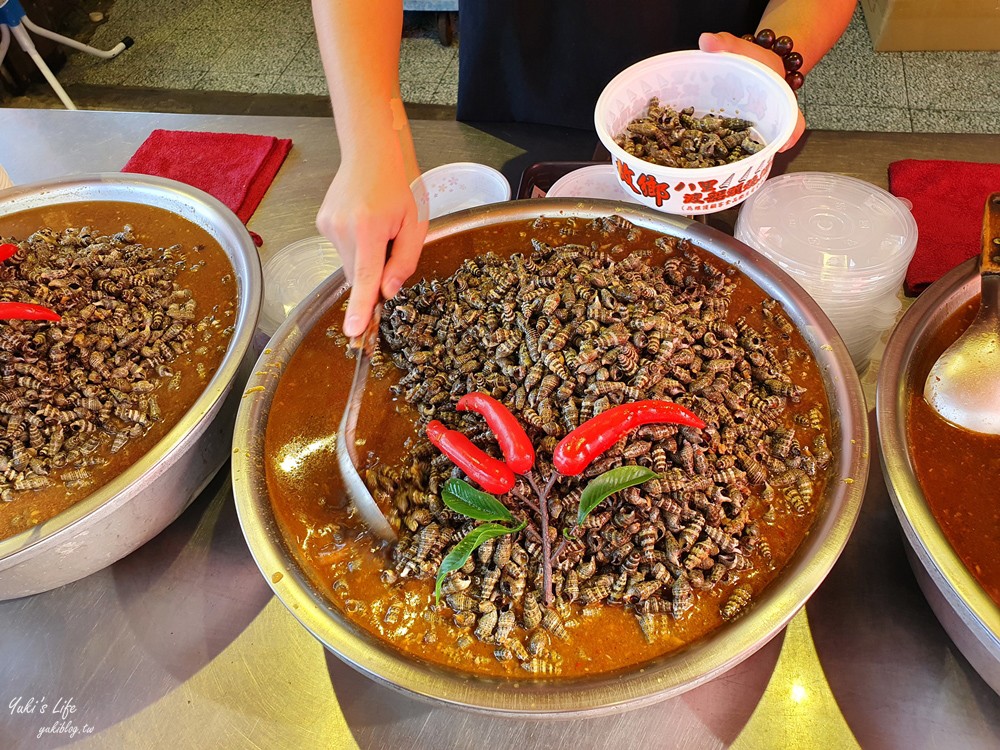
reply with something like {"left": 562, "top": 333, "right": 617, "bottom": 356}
{"left": 0, "top": 174, "right": 262, "bottom": 600}
{"left": 877, "top": 258, "right": 1000, "bottom": 693}
{"left": 232, "top": 199, "right": 869, "bottom": 716}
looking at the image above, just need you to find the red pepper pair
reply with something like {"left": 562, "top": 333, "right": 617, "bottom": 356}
{"left": 425, "top": 392, "right": 535, "bottom": 495}
{"left": 0, "top": 243, "right": 61, "bottom": 322}
{"left": 427, "top": 391, "right": 706, "bottom": 492}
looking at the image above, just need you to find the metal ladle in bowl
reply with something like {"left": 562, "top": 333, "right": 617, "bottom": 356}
{"left": 924, "top": 193, "right": 1000, "bottom": 434}
{"left": 336, "top": 303, "right": 397, "bottom": 541}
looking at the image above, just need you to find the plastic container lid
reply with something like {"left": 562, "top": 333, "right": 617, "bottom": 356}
{"left": 735, "top": 172, "right": 917, "bottom": 373}
{"left": 259, "top": 236, "right": 341, "bottom": 337}
{"left": 546, "top": 164, "right": 642, "bottom": 203}
{"left": 736, "top": 172, "right": 918, "bottom": 277}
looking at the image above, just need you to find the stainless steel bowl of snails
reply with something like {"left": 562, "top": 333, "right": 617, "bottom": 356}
{"left": 0, "top": 174, "right": 262, "bottom": 600}
{"left": 233, "top": 198, "right": 868, "bottom": 716}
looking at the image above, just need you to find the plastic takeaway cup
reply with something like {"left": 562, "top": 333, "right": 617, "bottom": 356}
{"left": 594, "top": 50, "right": 798, "bottom": 216}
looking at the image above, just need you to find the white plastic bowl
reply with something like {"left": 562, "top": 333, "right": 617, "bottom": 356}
{"left": 410, "top": 162, "right": 511, "bottom": 221}
{"left": 595, "top": 50, "right": 798, "bottom": 216}
{"left": 546, "top": 164, "right": 642, "bottom": 204}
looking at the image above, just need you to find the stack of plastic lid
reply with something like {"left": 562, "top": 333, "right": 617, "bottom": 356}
{"left": 735, "top": 172, "right": 918, "bottom": 372}
{"left": 258, "top": 236, "right": 342, "bottom": 337}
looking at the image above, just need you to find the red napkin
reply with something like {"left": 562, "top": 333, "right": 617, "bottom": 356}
{"left": 888, "top": 158, "right": 1000, "bottom": 296}
{"left": 122, "top": 129, "right": 292, "bottom": 247}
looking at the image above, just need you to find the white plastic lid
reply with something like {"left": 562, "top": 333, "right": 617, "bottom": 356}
{"left": 259, "top": 236, "right": 342, "bottom": 337}
{"left": 546, "top": 164, "right": 642, "bottom": 203}
{"left": 736, "top": 172, "right": 918, "bottom": 277}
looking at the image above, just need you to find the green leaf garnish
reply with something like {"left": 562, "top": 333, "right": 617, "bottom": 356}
{"left": 576, "top": 465, "right": 658, "bottom": 527}
{"left": 442, "top": 478, "right": 514, "bottom": 523}
{"left": 435, "top": 520, "right": 526, "bottom": 603}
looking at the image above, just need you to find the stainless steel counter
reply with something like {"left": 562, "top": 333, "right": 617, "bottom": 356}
{"left": 1, "top": 108, "right": 1000, "bottom": 749}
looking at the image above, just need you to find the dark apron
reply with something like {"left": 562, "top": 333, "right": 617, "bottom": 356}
{"left": 457, "top": 0, "right": 769, "bottom": 129}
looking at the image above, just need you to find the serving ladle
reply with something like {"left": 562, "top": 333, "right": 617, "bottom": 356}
{"left": 924, "top": 193, "right": 1000, "bottom": 434}
{"left": 336, "top": 303, "right": 397, "bottom": 541}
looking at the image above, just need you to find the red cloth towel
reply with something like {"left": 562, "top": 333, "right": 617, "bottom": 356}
{"left": 888, "top": 158, "right": 1000, "bottom": 296}
{"left": 122, "top": 129, "right": 292, "bottom": 247}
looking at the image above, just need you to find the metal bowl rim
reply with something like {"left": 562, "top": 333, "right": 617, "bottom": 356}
{"left": 876, "top": 257, "right": 1000, "bottom": 644}
{"left": 233, "top": 198, "right": 868, "bottom": 715}
{"left": 0, "top": 173, "right": 262, "bottom": 565}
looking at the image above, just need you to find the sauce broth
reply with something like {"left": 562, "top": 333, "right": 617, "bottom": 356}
{"left": 266, "top": 217, "right": 834, "bottom": 679}
{"left": 0, "top": 201, "right": 237, "bottom": 540}
{"left": 907, "top": 298, "right": 1000, "bottom": 605}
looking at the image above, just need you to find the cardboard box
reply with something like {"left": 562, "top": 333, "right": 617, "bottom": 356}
{"left": 862, "top": 0, "right": 1000, "bottom": 51}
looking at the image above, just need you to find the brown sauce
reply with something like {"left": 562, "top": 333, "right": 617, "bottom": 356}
{"left": 0, "top": 201, "right": 237, "bottom": 540}
{"left": 907, "top": 298, "right": 1000, "bottom": 605}
{"left": 265, "top": 217, "right": 833, "bottom": 679}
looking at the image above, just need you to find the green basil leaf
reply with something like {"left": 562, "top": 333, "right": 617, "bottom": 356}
{"left": 577, "top": 466, "right": 659, "bottom": 527}
{"left": 442, "top": 478, "right": 514, "bottom": 523}
{"left": 435, "top": 520, "right": 526, "bottom": 604}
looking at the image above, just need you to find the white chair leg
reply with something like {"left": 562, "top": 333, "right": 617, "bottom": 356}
{"left": 9, "top": 22, "right": 75, "bottom": 109}
{"left": 22, "top": 15, "right": 132, "bottom": 59}
{"left": 0, "top": 24, "right": 9, "bottom": 68}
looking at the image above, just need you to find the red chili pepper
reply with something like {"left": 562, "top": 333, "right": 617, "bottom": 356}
{"left": 0, "top": 243, "right": 18, "bottom": 263}
{"left": 456, "top": 392, "right": 535, "bottom": 474}
{"left": 0, "top": 302, "right": 61, "bottom": 322}
{"left": 426, "top": 420, "right": 516, "bottom": 494}
{"left": 553, "top": 400, "right": 706, "bottom": 477}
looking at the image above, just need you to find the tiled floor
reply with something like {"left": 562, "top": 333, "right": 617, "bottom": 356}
{"left": 57, "top": 2, "right": 458, "bottom": 103}
{"left": 17, "top": 2, "right": 1000, "bottom": 133}
{"left": 797, "top": 9, "right": 1000, "bottom": 134}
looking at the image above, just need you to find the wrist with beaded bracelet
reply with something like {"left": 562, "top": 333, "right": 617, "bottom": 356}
{"left": 741, "top": 29, "right": 805, "bottom": 92}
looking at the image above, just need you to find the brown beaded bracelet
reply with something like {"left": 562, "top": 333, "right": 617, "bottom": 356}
{"left": 741, "top": 28, "right": 805, "bottom": 92}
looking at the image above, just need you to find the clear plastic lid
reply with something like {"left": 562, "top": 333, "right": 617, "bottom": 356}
{"left": 736, "top": 172, "right": 918, "bottom": 276}
{"left": 259, "top": 236, "right": 342, "bottom": 337}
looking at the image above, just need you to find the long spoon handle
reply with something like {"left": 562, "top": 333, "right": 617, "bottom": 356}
{"left": 982, "top": 192, "right": 1000, "bottom": 275}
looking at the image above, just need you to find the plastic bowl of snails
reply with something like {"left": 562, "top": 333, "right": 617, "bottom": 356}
{"left": 594, "top": 50, "right": 799, "bottom": 215}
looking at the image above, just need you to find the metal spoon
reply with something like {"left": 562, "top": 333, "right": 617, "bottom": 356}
{"left": 924, "top": 192, "right": 1000, "bottom": 434}
{"left": 336, "top": 304, "right": 397, "bottom": 541}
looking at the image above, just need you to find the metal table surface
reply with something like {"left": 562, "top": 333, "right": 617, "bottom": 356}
{"left": 1, "top": 108, "right": 999, "bottom": 750}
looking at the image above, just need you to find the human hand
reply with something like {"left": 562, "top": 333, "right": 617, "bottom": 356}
{"left": 698, "top": 32, "right": 806, "bottom": 152}
{"left": 316, "top": 155, "right": 427, "bottom": 339}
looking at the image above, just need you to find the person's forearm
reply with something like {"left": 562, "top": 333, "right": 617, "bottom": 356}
{"left": 312, "top": 0, "right": 418, "bottom": 178}
{"left": 759, "top": 0, "right": 857, "bottom": 74}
